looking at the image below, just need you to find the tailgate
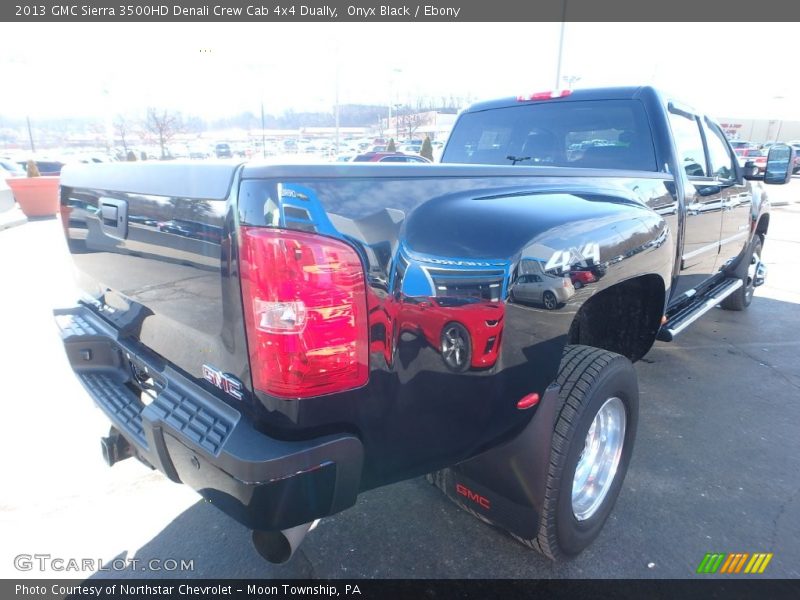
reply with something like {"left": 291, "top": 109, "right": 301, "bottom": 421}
{"left": 60, "top": 162, "right": 251, "bottom": 408}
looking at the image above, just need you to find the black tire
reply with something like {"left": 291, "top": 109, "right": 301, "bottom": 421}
{"left": 519, "top": 345, "right": 639, "bottom": 560}
{"left": 720, "top": 236, "right": 762, "bottom": 311}
{"left": 542, "top": 291, "right": 558, "bottom": 310}
{"left": 573, "top": 280, "right": 584, "bottom": 290}
{"left": 440, "top": 322, "right": 472, "bottom": 372}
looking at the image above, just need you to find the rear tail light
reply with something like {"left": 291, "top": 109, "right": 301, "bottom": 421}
{"left": 239, "top": 227, "right": 368, "bottom": 398}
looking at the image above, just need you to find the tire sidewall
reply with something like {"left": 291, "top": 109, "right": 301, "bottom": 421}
{"left": 554, "top": 357, "right": 639, "bottom": 555}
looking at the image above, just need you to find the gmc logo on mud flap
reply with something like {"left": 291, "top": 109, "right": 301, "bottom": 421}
{"left": 456, "top": 483, "right": 491, "bottom": 510}
{"left": 202, "top": 364, "right": 243, "bottom": 401}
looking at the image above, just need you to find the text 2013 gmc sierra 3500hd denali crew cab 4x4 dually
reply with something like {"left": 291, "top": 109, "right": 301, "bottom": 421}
{"left": 56, "top": 87, "right": 794, "bottom": 563}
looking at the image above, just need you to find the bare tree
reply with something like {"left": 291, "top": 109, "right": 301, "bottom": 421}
{"left": 144, "top": 107, "right": 183, "bottom": 159}
{"left": 114, "top": 115, "right": 131, "bottom": 156}
{"left": 404, "top": 112, "right": 426, "bottom": 140}
{"left": 396, "top": 105, "right": 427, "bottom": 140}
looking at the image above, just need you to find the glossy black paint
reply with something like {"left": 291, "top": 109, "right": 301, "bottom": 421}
{"left": 62, "top": 161, "right": 676, "bottom": 491}
{"left": 234, "top": 167, "right": 675, "bottom": 488}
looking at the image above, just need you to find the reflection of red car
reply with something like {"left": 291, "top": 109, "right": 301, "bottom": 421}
{"left": 569, "top": 270, "right": 597, "bottom": 289}
{"left": 352, "top": 152, "right": 431, "bottom": 163}
{"left": 397, "top": 296, "right": 504, "bottom": 371}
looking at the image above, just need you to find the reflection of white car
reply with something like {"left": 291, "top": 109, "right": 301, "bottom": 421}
{"left": 511, "top": 273, "right": 575, "bottom": 309}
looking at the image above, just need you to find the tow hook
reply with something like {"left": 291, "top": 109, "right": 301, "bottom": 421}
{"left": 100, "top": 428, "right": 133, "bottom": 467}
{"left": 754, "top": 261, "right": 767, "bottom": 287}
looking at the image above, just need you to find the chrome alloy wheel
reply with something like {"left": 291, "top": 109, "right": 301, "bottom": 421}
{"left": 571, "top": 396, "right": 627, "bottom": 521}
{"left": 746, "top": 243, "right": 763, "bottom": 300}
{"left": 441, "top": 324, "right": 469, "bottom": 370}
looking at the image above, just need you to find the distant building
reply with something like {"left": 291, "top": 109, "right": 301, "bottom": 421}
{"left": 383, "top": 111, "right": 457, "bottom": 141}
{"left": 718, "top": 118, "right": 800, "bottom": 143}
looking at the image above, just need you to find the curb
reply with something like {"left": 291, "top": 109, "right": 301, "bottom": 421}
{"left": 0, "top": 204, "right": 28, "bottom": 231}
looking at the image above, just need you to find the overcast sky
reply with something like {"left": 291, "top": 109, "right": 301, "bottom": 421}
{"left": 1, "top": 22, "right": 798, "bottom": 121}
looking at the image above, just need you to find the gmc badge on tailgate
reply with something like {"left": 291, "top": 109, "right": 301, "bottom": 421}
{"left": 202, "top": 364, "right": 244, "bottom": 401}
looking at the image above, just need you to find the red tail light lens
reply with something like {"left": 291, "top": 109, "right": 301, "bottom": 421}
{"left": 239, "top": 227, "right": 368, "bottom": 398}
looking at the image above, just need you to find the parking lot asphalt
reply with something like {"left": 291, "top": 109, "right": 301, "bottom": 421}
{"left": 1, "top": 183, "right": 799, "bottom": 580}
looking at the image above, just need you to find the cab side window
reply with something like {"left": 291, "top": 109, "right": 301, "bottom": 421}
{"left": 668, "top": 112, "right": 707, "bottom": 178}
{"left": 703, "top": 120, "right": 736, "bottom": 180}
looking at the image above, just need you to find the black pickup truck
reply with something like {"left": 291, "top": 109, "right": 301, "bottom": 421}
{"left": 57, "top": 86, "right": 794, "bottom": 563}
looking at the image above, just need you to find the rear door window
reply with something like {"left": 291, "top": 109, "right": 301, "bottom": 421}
{"left": 668, "top": 112, "right": 707, "bottom": 178}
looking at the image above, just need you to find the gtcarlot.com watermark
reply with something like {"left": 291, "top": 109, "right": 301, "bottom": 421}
{"left": 14, "top": 553, "right": 194, "bottom": 573}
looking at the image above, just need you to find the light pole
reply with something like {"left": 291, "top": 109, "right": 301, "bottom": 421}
{"left": 244, "top": 61, "right": 275, "bottom": 158}
{"left": 260, "top": 100, "right": 266, "bottom": 158}
{"left": 334, "top": 48, "right": 340, "bottom": 155}
{"left": 388, "top": 68, "right": 401, "bottom": 141}
{"left": 554, "top": 0, "right": 568, "bottom": 89}
{"left": 394, "top": 104, "right": 403, "bottom": 140}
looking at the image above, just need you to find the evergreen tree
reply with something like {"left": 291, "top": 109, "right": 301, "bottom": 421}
{"left": 420, "top": 136, "right": 434, "bottom": 161}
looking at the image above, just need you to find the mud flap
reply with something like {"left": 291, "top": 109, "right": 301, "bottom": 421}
{"left": 435, "top": 384, "right": 562, "bottom": 540}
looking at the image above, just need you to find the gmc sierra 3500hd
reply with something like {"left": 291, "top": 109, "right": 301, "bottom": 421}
{"left": 56, "top": 86, "right": 795, "bottom": 563}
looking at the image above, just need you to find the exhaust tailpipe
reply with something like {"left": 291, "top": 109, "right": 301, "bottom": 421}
{"left": 251, "top": 520, "right": 318, "bottom": 564}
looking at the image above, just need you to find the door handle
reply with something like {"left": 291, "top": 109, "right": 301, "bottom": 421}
{"left": 99, "top": 197, "right": 128, "bottom": 239}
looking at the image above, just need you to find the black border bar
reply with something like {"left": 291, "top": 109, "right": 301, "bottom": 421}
{"left": 3, "top": 0, "right": 800, "bottom": 22}
{"left": 4, "top": 579, "right": 800, "bottom": 600}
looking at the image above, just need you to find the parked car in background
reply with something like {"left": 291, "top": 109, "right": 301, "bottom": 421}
{"left": 352, "top": 152, "right": 431, "bottom": 163}
{"left": 1, "top": 158, "right": 25, "bottom": 176}
{"left": 399, "top": 143, "right": 423, "bottom": 154}
{"left": 215, "top": 143, "right": 233, "bottom": 159}
{"left": 729, "top": 140, "right": 759, "bottom": 154}
{"left": 15, "top": 159, "right": 65, "bottom": 175}
{"left": 791, "top": 143, "right": 800, "bottom": 173}
{"left": 0, "top": 175, "right": 14, "bottom": 212}
{"left": 569, "top": 269, "right": 597, "bottom": 289}
{"left": 510, "top": 272, "right": 575, "bottom": 309}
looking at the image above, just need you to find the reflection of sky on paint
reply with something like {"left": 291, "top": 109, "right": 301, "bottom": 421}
{"left": 305, "top": 175, "right": 668, "bottom": 222}
{"left": 521, "top": 210, "right": 661, "bottom": 262}
{"left": 1, "top": 22, "right": 799, "bottom": 119}
{"left": 292, "top": 175, "right": 670, "bottom": 264}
